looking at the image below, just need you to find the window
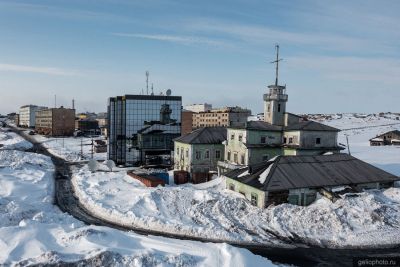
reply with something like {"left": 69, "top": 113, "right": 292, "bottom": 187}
{"left": 215, "top": 150, "right": 221, "bottom": 159}
{"left": 233, "top": 153, "right": 238, "bottom": 163}
{"left": 251, "top": 193, "right": 258, "bottom": 206}
{"left": 278, "top": 104, "right": 281, "bottom": 112}
{"left": 260, "top": 136, "right": 266, "bottom": 143}
{"left": 267, "top": 104, "right": 270, "bottom": 112}
{"left": 230, "top": 134, "right": 235, "bottom": 140}
{"left": 185, "top": 149, "right": 189, "bottom": 158}
{"left": 177, "top": 147, "right": 179, "bottom": 155}
{"left": 289, "top": 137, "right": 293, "bottom": 144}
{"left": 262, "top": 154, "right": 269, "bottom": 161}
{"left": 195, "top": 151, "right": 201, "bottom": 160}
{"left": 227, "top": 151, "right": 231, "bottom": 161}
{"left": 241, "top": 154, "right": 245, "bottom": 165}
{"left": 238, "top": 135, "right": 243, "bottom": 142}
{"left": 205, "top": 150, "right": 210, "bottom": 159}
{"left": 316, "top": 138, "right": 321, "bottom": 144}
{"left": 283, "top": 137, "right": 287, "bottom": 143}
{"left": 229, "top": 183, "right": 235, "bottom": 191}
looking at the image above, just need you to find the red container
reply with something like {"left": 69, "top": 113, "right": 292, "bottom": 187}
{"left": 191, "top": 172, "right": 209, "bottom": 184}
{"left": 173, "top": 170, "right": 189, "bottom": 185}
{"left": 128, "top": 172, "right": 165, "bottom": 187}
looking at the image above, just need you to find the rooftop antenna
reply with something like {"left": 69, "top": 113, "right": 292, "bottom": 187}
{"left": 146, "top": 71, "right": 149, "bottom": 95}
{"left": 151, "top": 83, "right": 154, "bottom": 95}
{"left": 72, "top": 99, "right": 75, "bottom": 110}
{"left": 270, "top": 44, "right": 283, "bottom": 86}
{"left": 54, "top": 94, "right": 57, "bottom": 108}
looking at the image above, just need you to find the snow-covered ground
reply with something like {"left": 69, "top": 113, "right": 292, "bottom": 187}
{"left": 322, "top": 113, "right": 400, "bottom": 176}
{"left": 72, "top": 113, "right": 400, "bottom": 249}
{"left": 0, "top": 127, "right": 276, "bottom": 266}
{"left": 28, "top": 132, "right": 107, "bottom": 162}
{"left": 0, "top": 129, "right": 33, "bottom": 150}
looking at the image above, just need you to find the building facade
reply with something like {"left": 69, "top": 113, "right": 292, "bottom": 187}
{"left": 181, "top": 110, "right": 194, "bottom": 136}
{"left": 174, "top": 127, "right": 226, "bottom": 183}
{"left": 35, "top": 107, "right": 75, "bottom": 136}
{"left": 108, "top": 94, "right": 182, "bottom": 166}
{"left": 76, "top": 119, "right": 100, "bottom": 135}
{"left": 369, "top": 130, "right": 400, "bottom": 146}
{"left": 19, "top": 105, "right": 47, "bottom": 128}
{"left": 192, "top": 106, "right": 251, "bottom": 129}
{"left": 185, "top": 103, "right": 212, "bottom": 113}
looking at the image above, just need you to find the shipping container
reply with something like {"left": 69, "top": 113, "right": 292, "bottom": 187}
{"left": 173, "top": 170, "right": 189, "bottom": 185}
{"left": 191, "top": 172, "right": 209, "bottom": 184}
{"left": 150, "top": 172, "right": 170, "bottom": 185}
{"left": 127, "top": 172, "right": 165, "bottom": 187}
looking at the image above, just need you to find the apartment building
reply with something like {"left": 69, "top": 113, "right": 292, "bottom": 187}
{"left": 192, "top": 106, "right": 251, "bottom": 129}
{"left": 35, "top": 107, "right": 75, "bottom": 136}
{"left": 19, "top": 105, "right": 47, "bottom": 127}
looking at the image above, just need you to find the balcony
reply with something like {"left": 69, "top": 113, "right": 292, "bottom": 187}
{"left": 263, "top": 94, "right": 288, "bottom": 101}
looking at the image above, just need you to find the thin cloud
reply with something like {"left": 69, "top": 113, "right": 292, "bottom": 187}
{"left": 0, "top": 63, "right": 82, "bottom": 76}
{"left": 112, "top": 32, "right": 229, "bottom": 47}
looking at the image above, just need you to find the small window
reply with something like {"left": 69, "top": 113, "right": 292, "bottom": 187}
{"left": 229, "top": 183, "right": 235, "bottom": 191}
{"left": 230, "top": 134, "right": 235, "bottom": 140}
{"left": 238, "top": 135, "right": 243, "bottom": 142}
{"left": 177, "top": 148, "right": 180, "bottom": 155}
{"left": 289, "top": 137, "right": 293, "bottom": 144}
{"left": 267, "top": 104, "right": 270, "bottom": 112}
{"left": 241, "top": 154, "right": 245, "bottom": 165}
{"left": 185, "top": 149, "right": 189, "bottom": 158}
{"left": 316, "top": 138, "right": 321, "bottom": 145}
{"left": 261, "top": 136, "right": 266, "bottom": 143}
{"left": 205, "top": 150, "right": 210, "bottom": 159}
{"left": 233, "top": 153, "right": 238, "bottom": 163}
{"left": 195, "top": 151, "right": 201, "bottom": 160}
{"left": 215, "top": 150, "right": 221, "bottom": 159}
{"left": 283, "top": 137, "right": 287, "bottom": 143}
{"left": 227, "top": 151, "right": 231, "bottom": 161}
{"left": 251, "top": 193, "right": 258, "bottom": 206}
{"left": 278, "top": 104, "right": 281, "bottom": 112}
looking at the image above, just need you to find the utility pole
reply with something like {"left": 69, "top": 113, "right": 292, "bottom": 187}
{"left": 146, "top": 71, "right": 149, "bottom": 95}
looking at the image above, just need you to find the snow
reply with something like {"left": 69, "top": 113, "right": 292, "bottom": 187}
{"left": 0, "top": 127, "right": 277, "bottom": 266}
{"left": 71, "top": 113, "right": 400, "bottom": 249}
{"left": 29, "top": 133, "right": 107, "bottom": 162}
{"left": 258, "top": 164, "right": 272, "bottom": 184}
{"left": 0, "top": 130, "right": 33, "bottom": 150}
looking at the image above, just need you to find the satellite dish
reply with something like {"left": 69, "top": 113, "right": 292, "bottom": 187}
{"left": 166, "top": 89, "right": 172, "bottom": 96}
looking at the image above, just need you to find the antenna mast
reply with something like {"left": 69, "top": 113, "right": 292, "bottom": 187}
{"left": 270, "top": 44, "right": 283, "bottom": 86}
{"left": 146, "top": 71, "right": 149, "bottom": 95}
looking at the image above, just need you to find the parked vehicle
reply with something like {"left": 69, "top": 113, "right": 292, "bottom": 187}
{"left": 28, "top": 131, "right": 36, "bottom": 135}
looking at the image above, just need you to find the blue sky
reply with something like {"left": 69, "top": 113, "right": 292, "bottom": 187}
{"left": 0, "top": 0, "right": 399, "bottom": 114}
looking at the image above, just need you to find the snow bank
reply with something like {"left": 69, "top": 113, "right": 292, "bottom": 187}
{"left": 0, "top": 130, "right": 33, "bottom": 150}
{"left": 73, "top": 165, "right": 400, "bottom": 249}
{"left": 0, "top": 137, "right": 275, "bottom": 266}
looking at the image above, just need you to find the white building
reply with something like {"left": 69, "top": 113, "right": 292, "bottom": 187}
{"left": 185, "top": 103, "right": 212, "bottom": 113}
{"left": 19, "top": 105, "right": 47, "bottom": 127}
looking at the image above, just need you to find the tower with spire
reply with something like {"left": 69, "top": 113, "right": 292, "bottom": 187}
{"left": 264, "top": 44, "right": 288, "bottom": 126}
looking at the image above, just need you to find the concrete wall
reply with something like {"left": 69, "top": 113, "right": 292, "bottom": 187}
{"left": 283, "top": 130, "right": 338, "bottom": 149}
{"left": 225, "top": 177, "right": 266, "bottom": 208}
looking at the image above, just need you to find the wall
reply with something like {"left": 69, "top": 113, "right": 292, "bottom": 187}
{"left": 225, "top": 128, "right": 247, "bottom": 165}
{"left": 225, "top": 177, "right": 266, "bottom": 208}
{"left": 181, "top": 110, "right": 194, "bottom": 135}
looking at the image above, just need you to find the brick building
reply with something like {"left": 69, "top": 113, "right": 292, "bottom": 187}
{"left": 35, "top": 107, "right": 75, "bottom": 136}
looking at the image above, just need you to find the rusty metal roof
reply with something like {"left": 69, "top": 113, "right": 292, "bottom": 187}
{"left": 226, "top": 154, "right": 399, "bottom": 192}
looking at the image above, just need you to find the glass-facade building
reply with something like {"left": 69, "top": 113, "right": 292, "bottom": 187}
{"left": 108, "top": 94, "right": 182, "bottom": 166}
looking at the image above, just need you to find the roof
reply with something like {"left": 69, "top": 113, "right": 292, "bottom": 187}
{"left": 230, "top": 121, "right": 282, "bottom": 131}
{"left": 174, "top": 127, "right": 227, "bottom": 144}
{"left": 225, "top": 154, "right": 399, "bottom": 192}
{"left": 284, "top": 121, "right": 340, "bottom": 132}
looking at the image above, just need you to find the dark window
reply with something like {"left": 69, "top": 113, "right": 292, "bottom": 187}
{"left": 241, "top": 154, "right": 245, "bottom": 164}
{"left": 215, "top": 150, "right": 221, "bottom": 159}
{"left": 227, "top": 151, "right": 231, "bottom": 161}
{"left": 205, "top": 150, "right": 210, "bottom": 159}
{"left": 230, "top": 134, "right": 235, "bottom": 140}
{"left": 229, "top": 183, "right": 235, "bottom": 191}
{"left": 195, "top": 151, "right": 201, "bottom": 160}
{"left": 233, "top": 153, "right": 238, "bottom": 163}
{"left": 289, "top": 137, "right": 293, "bottom": 144}
{"left": 283, "top": 137, "right": 287, "bottom": 143}
{"left": 278, "top": 104, "right": 281, "bottom": 112}
{"left": 261, "top": 136, "right": 266, "bottom": 143}
{"left": 251, "top": 193, "right": 258, "bottom": 206}
{"left": 238, "top": 135, "right": 243, "bottom": 142}
{"left": 316, "top": 138, "right": 321, "bottom": 144}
